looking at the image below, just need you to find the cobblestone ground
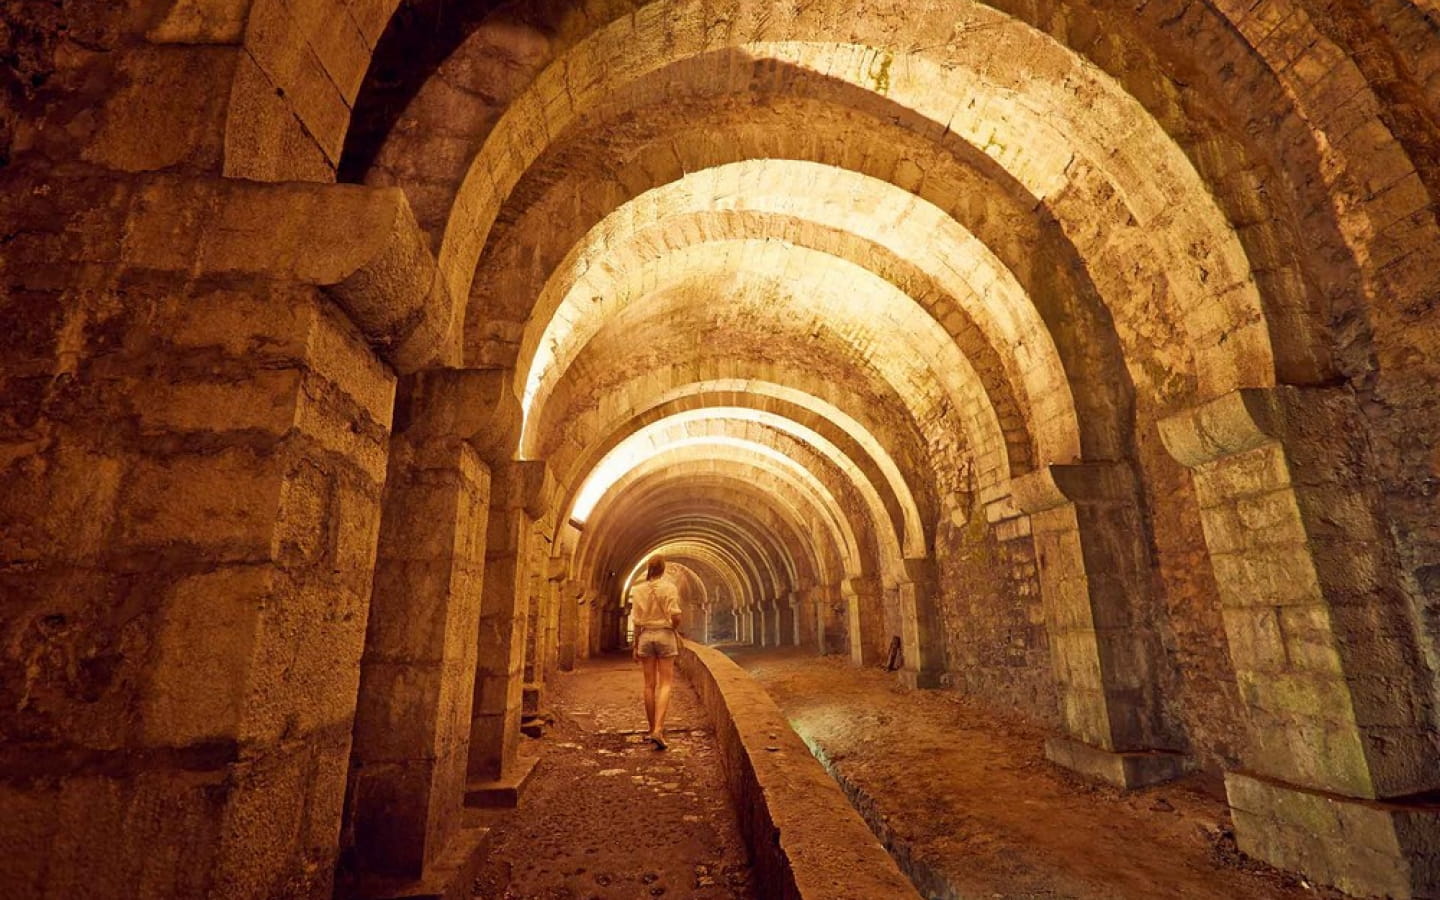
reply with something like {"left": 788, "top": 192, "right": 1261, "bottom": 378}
{"left": 730, "top": 647, "right": 1338, "bottom": 900}
{"left": 471, "top": 654, "right": 756, "bottom": 900}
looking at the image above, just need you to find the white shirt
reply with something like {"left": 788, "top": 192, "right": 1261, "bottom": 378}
{"left": 629, "top": 577, "right": 682, "bottom": 628}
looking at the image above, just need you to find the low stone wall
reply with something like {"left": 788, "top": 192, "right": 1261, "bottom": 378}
{"left": 678, "top": 644, "right": 920, "bottom": 900}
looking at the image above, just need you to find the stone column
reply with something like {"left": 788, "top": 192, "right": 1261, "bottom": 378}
{"left": 813, "top": 585, "right": 835, "bottom": 655}
{"left": 543, "top": 564, "right": 563, "bottom": 678}
{"left": 776, "top": 595, "right": 798, "bottom": 647}
{"left": 1010, "top": 463, "right": 1187, "bottom": 788}
{"left": 756, "top": 601, "right": 775, "bottom": 647}
{"left": 467, "top": 461, "right": 552, "bottom": 785}
{"left": 845, "top": 577, "right": 886, "bottom": 666}
{"left": 0, "top": 176, "right": 444, "bottom": 898}
{"left": 1161, "top": 387, "right": 1440, "bottom": 899}
{"left": 897, "top": 559, "right": 947, "bottom": 689}
{"left": 790, "top": 588, "right": 813, "bottom": 649}
{"left": 347, "top": 369, "right": 516, "bottom": 879}
{"left": 520, "top": 531, "right": 559, "bottom": 717}
{"left": 600, "top": 603, "right": 622, "bottom": 653}
{"left": 579, "top": 591, "right": 598, "bottom": 659}
{"left": 557, "top": 580, "right": 583, "bottom": 672}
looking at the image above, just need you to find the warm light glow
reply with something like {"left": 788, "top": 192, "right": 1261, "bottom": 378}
{"left": 523, "top": 238, "right": 1010, "bottom": 492}
{"left": 570, "top": 407, "right": 917, "bottom": 560}
{"left": 514, "top": 159, "right": 1078, "bottom": 472}
{"left": 573, "top": 430, "right": 820, "bottom": 523}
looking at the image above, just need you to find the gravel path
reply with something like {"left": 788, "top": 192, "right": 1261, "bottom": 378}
{"left": 471, "top": 654, "right": 756, "bottom": 900}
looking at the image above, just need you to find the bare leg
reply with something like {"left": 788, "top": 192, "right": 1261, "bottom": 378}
{"left": 641, "top": 656, "right": 658, "bottom": 733}
{"left": 652, "top": 656, "right": 676, "bottom": 739}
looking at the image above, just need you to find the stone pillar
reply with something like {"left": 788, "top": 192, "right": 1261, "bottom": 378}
{"left": 579, "top": 591, "right": 598, "bottom": 659}
{"left": 896, "top": 559, "right": 947, "bottom": 689}
{"left": 776, "top": 595, "right": 798, "bottom": 647}
{"left": 348, "top": 370, "right": 505, "bottom": 879}
{"left": 1161, "top": 387, "right": 1440, "bottom": 899}
{"left": 543, "top": 566, "right": 563, "bottom": 677}
{"left": 0, "top": 176, "right": 444, "bottom": 898}
{"left": 520, "top": 534, "right": 560, "bottom": 716}
{"left": 600, "top": 603, "right": 622, "bottom": 652}
{"left": 1011, "top": 463, "right": 1187, "bottom": 788}
{"left": 558, "top": 580, "right": 583, "bottom": 672}
{"left": 790, "top": 588, "right": 813, "bottom": 649}
{"left": 467, "top": 461, "right": 552, "bottom": 784}
{"left": 845, "top": 577, "right": 886, "bottom": 666}
{"left": 683, "top": 598, "right": 707, "bottom": 643}
{"left": 813, "top": 586, "right": 834, "bottom": 655}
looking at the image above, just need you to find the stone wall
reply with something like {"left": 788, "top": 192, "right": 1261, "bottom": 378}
{"left": 935, "top": 507, "right": 1055, "bottom": 724}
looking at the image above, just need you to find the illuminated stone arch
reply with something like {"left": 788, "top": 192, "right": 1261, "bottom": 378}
{"left": 566, "top": 412, "right": 905, "bottom": 578}
{"left": 544, "top": 371, "right": 938, "bottom": 537}
{"left": 559, "top": 399, "right": 927, "bottom": 559}
{"left": 440, "top": 18, "right": 1277, "bottom": 399}
{"left": 582, "top": 445, "right": 869, "bottom": 578}
{"left": 509, "top": 162, "right": 1084, "bottom": 478}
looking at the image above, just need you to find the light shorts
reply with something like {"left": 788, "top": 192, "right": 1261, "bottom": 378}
{"left": 635, "top": 627, "right": 679, "bottom": 659}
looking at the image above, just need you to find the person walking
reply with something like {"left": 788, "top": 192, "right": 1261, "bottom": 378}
{"left": 629, "top": 555, "right": 683, "bottom": 749}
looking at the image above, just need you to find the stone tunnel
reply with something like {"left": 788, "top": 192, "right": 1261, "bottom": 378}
{"left": 2, "top": 0, "right": 1440, "bottom": 898}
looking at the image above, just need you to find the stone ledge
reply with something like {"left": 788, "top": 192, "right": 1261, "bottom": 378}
{"left": 679, "top": 643, "right": 920, "bottom": 900}
{"left": 896, "top": 669, "right": 945, "bottom": 690}
{"left": 1045, "top": 736, "right": 1192, "bottom": 789}
{"left": 464, "top": 754, "right": 541, "bottom": 809}
{"left": 341, "top": 822, "right": 491, "bottom": 900}
{"left": 1226, "top": 770, "right": 1440, "bottom": 899}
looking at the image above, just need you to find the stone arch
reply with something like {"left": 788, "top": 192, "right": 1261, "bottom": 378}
{"left": 439, "top": 18, "right": 1278, "bottom": 401}
{"left": 580, "top": 446, "right": 869, "bottom": 579}
{"left": 508, "top": 161, "right": 1083, "bottom": 481}
{"left": 560, "top": 400, "right": 926, "bottom": 559}
{"left": 567, "top": 412, "right": 906, "bottom": 566}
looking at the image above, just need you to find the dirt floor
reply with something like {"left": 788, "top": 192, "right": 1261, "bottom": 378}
{"left": 727, "top": 646, "right": 1346, "bottom": 900}
{"left": 470, "top": 654, "right": 756, "bottom": 900}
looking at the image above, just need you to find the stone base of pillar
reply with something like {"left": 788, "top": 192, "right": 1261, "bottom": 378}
{"left": 342, "top": 823, "right": 492, "bottom": 900}
{"left": 897, "top": 669, "right": 945, "bottom": 689}
{"left": 1226, "top": 771, "right": 1440, "bottom": 899}
{"left": 522, "top": 684, "right": 543, "bottom": 715}
{"left": 464, "top": 754, "right": 542, "bottom": 809}
{"left": 1044, "top": 736, "right": 1191, "bottom": 789}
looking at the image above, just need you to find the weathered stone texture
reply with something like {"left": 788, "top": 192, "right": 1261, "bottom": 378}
{"left": 935, "top": 504, "right": 1055, "bottom": 723}
{"left": 5, "top": 1, "right": 1440, "bottom": 897}
{"left": 0, "top": 269, "right": 394, "bottom": 898}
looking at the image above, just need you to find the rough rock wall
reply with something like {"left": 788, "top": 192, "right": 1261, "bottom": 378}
{"left": 935, "top": 505, "right": 1057, "bottom": 727}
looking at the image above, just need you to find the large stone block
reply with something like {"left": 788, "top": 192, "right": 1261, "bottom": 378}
{"left": 215, "top": 745, "right": 329, "bottom": 900}
{"left": 1044, "top": 737, "right": 1193, "bottom": 789}
{"left": 142, "top": 566, "right": 268, "bottom": 745}
{"left": 351, "top": 661, "right": 445, "bottom": 762}
{"left": 82, "top": 45, "right": 236, "bottom": 172}
{"left": 1227, "top": 771, "right": 1440, "bottom": 899}
{"left": 114, "top": 448, "right": 287, "bottom": 557}
{"left": 349, "top": 760, "right": 441, "bottom": 876}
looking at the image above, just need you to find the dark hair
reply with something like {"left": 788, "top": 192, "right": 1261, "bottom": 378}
{"left": 646, "top": 555, "right": 665, "bottom": 580}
